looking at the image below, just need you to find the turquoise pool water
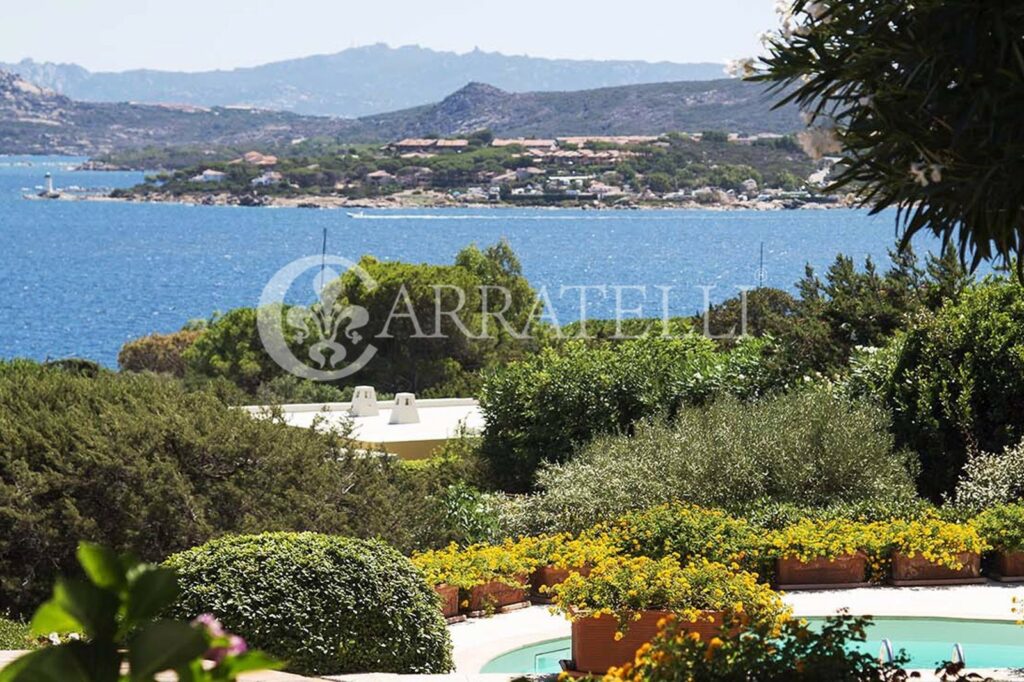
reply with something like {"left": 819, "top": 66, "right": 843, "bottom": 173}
{"left": 480, "top": 618, "right": 1024, "bottom": 673}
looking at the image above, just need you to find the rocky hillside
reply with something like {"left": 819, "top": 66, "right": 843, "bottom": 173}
{"left": 2, "top": 45, "right": 726, "bottom": 117}
{"left": 364, "top": 80, "right": 801, "bottom": 138}
{"left": 0, "top": 70, "right": 802, "bottom": 155}
{"left": 0, "top": 70, "right": 353, "bottom": 155}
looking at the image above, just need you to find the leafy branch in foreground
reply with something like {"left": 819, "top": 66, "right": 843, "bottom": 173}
{"left": 754, "top": 0, "right": 1024, "bottom": 274}
{"left": 0, "top": 542, "right": 278, "bottom": 682}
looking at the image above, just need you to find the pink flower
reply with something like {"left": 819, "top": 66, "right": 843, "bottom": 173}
{"left": 227, "top": 635, "right": 248, "bottom": 657}
{"left": 192, "top": 613, "right": 226, "bottom": 638}
{"left": 209, "top": 635, "right": 249, "bottom": 664}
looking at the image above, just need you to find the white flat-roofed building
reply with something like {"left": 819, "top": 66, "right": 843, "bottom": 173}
{"left": 242, "top": 394, "right": 482, "bottom": 460}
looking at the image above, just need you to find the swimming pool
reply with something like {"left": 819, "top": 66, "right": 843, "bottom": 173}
{"left": 480, "top": 617, "right": 1024, "bottom": 673}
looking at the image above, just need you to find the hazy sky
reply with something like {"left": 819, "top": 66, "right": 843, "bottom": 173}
{"left": 2, "top": 0, "right": 777, "bottom": 72}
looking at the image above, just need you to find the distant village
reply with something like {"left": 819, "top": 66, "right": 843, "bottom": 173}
{"left": 111, "top": 131, "right": 845, "bottom": 210}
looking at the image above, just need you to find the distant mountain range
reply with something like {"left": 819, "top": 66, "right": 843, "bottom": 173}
{"left": 0, "top": 45, "right": 727, "bottom": 117}
{"left": 0, "top": 70, "right": 803, "bottom": 156}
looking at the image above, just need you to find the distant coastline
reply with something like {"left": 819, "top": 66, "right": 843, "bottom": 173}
{"left": 86, "top": 190, "right": 853, "bottom": 211}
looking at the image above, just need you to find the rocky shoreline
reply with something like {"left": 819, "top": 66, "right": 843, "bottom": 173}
{"left": 89, "top": 189, "right": 854, "bottom": 211}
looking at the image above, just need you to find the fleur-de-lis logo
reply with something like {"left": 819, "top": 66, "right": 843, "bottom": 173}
{"left": 258, "top": 255, "right": 378, "bottom": 381}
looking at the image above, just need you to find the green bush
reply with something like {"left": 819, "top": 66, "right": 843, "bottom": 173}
{"left": 0, "top": 617, "right": 29, "bottom": 650}
{"left": 953, "top": 439, "right": 1024, "bottom": 511}
{"left": 973, "top": 502, "right": 1024, "bottom": 554}
{"left": 479, "top": 335, "right": 783, "bottom": 491}
{"left": 0, "top": 360, "right": 478, "bottom": 615}
{"left": 879, "top": 277, "right": 1024, "bottom": 497}
{"left": 166, "top": 533, "right": 453, "bottom": 675}
{"left": 531, "top": 387, "right": 919, "bottom": 532}
{"left": 118, "top": 329, "right": 203, "bottom": 377}
{"left": 737, "top": 497, "right": 937, "bottom": 531}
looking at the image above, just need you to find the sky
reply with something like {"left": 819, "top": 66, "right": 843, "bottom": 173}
{"left": 1, "top": 0, "right": 778, "bottom": 72}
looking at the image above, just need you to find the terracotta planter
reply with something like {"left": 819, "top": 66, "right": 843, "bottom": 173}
{"left": 991, "top": 551, "right": 1024, "bottom": 582}
{"left": 530, "top": 564, "right": 591, "bottom": 602}
{"left": 570, "top": 610, "right": 723, "bottom": 675}
{"left": 775, "top": 553, "right": 868, "bottom": 589}
{"left": 466, "top": 576, "right": 528, "bottom": 612}
{"left": 890, "top": 551, "right": 984, "bottom": 585}
{"left": 434, "top": 583, "right": 459, "bottom": 619}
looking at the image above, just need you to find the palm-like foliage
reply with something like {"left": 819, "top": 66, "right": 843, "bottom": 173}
{"left": 755, "top": 0, "right": 1024, "bottom": 273}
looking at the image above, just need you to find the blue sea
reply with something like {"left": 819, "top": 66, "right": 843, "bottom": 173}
{"left": 0, "top": 155, "right": 951, "bottom": 367}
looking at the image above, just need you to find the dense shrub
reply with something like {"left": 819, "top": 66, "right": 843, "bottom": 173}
{"left": 166, "top": 533, "right": 453, "bottom": 675}
{"left": 479, "top": 335, "right": 783, "bottom": 491}
{"left": 952, "top": 439, "right": 1024, "bottom": 511}
{"left": 531, "top": 387, "right": 919, "bottom": 532}
{"left": 0, "top": 617, "right": 29, "bottom": 650}
{"left": 737, "top": 497, "right": 937, "bottom": 531}
{"left": 973, "top": 502, "right": 1024, "bottom": 554}
{"left": 117, "top": 329, "right": 202, "bottom": 376}
{"left": 877, "top": 278, "right": 1024, "bottom": 497}
{"left": 0, "top": 360, "right": 484, "bottom": 615}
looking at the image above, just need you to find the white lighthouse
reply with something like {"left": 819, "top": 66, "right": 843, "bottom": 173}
{"left": 39, "top": 172, "right": 60, "bottom": 198}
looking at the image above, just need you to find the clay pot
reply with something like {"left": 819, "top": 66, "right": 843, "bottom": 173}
{"left": 530, "top": 564, "right": 591, "bottom": 602}
{"left": 775, "top": 553, "right": 867, "bottom": 588}
{"left": 890, "top": 551, "right": 983, "bottom": 585}
{"left": 570, "top": 610, "right": 723, "bottom": 675}
{"left": 993, "top": 551, "right": 1024, "bottom": 580}
{"left": 434, "top": 583, "right": 459, "bottom": 618}
{"left": 466, "top": 576, "right": 528, "bottom": 612}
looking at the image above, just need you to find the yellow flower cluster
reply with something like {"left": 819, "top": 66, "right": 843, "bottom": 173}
{"left": 764, "top": 518, "right": 879, "bottom": 562}
{"left": 516, "top": 533, "right": 621, "bottom": 570}
{"left": 551, "top": 555, "right": 788, "bottom": 632}
{"left": 886, "top": 516, "right": 989, "bottom": 569}
{"left": 593, "top": 503, "right": 757, "bottom": 569}
{"left": 411, "top": 539, "right": 534, "bottom": 591}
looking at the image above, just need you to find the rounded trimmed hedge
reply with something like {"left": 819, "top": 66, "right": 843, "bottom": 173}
{"left": 165, "top": 532, "right": 453, "bottom": 675}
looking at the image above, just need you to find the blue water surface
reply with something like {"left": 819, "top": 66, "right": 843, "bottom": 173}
{"left": 0, "top": 155, "right": 956, "bottom": 367}
{"left": 480, "top": 618, "right": 1024, "bottom": 673}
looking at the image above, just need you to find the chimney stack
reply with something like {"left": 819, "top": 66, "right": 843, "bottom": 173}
{"left": 389, "top": 393, "right": 420, "bottom": 424}
{"left": 349, "top": 386, "right": 379, "bottom": 417}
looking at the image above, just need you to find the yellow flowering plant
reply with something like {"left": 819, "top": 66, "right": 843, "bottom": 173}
{"left": 551, "top": 555, "right": 786, "bottom": 632}
{"left": 764, "top": 519, "right": 878, "bottom": 563}
{"left": 973, "top": 503, "right": 1024, "bottom": 553}
{"left": 515, "top": 533, "right": 621, "bottom": 570}
{"left": 595, "top": 503, "right": 760, "bottom": 570}
{"left": 885, "top": 517, "right": 990, "bottom": 570}
{"left": 598, "top": 611, "right": 916, "bottom": 681}
{"left": 411, "top": 540, "right": 534, "bottom": 591}
{"left": 762, "top": 519, "right": 897, "bottom": 583}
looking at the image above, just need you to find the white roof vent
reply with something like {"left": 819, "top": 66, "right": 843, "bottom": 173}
{"left": 389, "top": 393, "right": 420, "bottom": 424}
{"left": 350, "top": 386, "right": 379, "bottom": 417}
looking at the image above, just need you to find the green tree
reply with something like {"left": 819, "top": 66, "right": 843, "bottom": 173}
{"left": 479, "top": 335, "right": 783, "bottom": 492}
{"left": 880, "top": 277, "right": 1024, "bottom": 497}
{"left": 757, "top": 0, "right": 1024, "bottom": 274}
